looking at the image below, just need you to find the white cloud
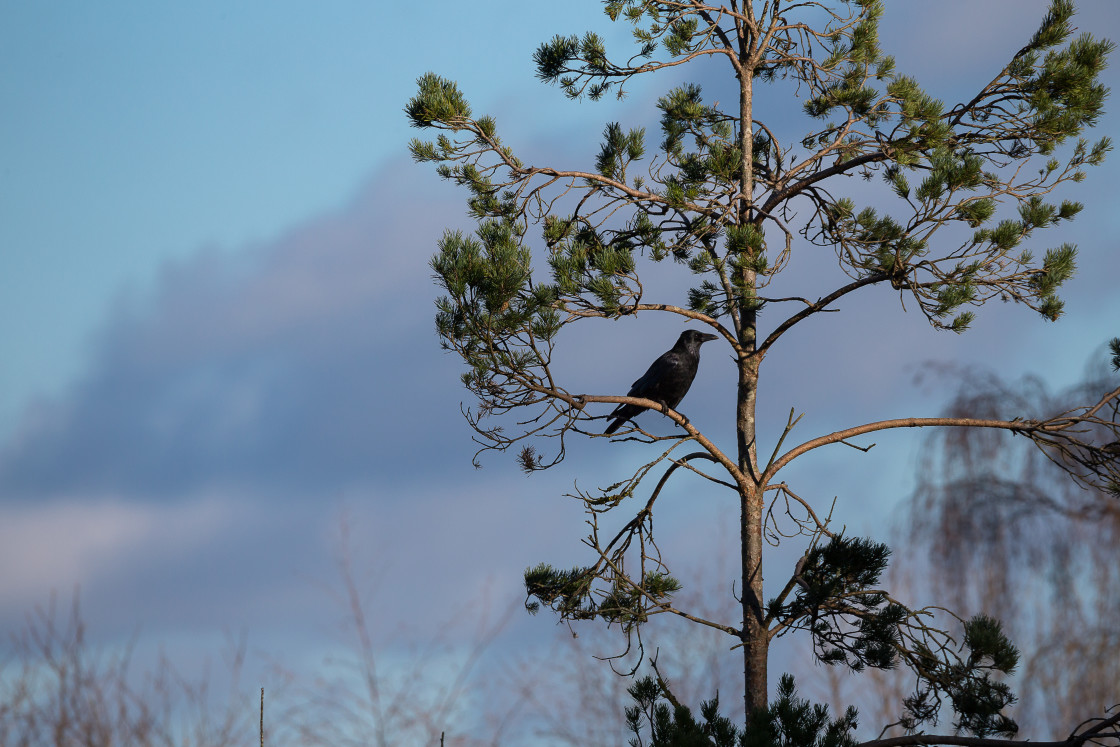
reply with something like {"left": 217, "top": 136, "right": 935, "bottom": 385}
{"left": 0, "top": 495, "right": 237, "bottom": 608}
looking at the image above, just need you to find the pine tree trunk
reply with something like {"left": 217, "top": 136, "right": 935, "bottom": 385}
{"left": 739, "top": 360, "right": 766, "bottom": 719}
{"left": 737, "top": 38, "right": 767, "bottom": 720}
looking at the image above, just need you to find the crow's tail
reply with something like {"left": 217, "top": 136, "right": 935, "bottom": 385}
{"left": 604, "top": 404, "right": 640, "bottom": 435}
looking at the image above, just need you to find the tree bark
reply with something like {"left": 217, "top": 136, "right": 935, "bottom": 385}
{"left": 737, "top": 16, "right": 767, "bottom": 719}
{"left": 739, "top": 361, "right": 766, "bottom": 718}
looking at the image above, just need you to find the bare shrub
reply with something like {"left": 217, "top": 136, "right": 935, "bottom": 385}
{"left": 0, "top": 590, "right": 249, "bottom": 747}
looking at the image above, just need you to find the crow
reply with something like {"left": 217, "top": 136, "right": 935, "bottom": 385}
{"left": 604, "top": 329, "right": 719, "bottom": 435}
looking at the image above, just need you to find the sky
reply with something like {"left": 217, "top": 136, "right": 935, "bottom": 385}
{"left": 1, "top": 1, "right": 1119, "bottom": 742}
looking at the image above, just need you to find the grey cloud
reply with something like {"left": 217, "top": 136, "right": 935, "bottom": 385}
{"left": 0, "top": 160, "right": 478, "bottom": 502}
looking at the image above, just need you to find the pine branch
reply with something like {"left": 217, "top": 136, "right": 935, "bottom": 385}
{"left": 857, "top": 704, "right": 1120, "bottom": 747}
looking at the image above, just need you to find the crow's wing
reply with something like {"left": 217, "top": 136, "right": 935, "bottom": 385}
{"left": 628, "top": 350, "right": 679, "bottom": 399}
{"left": 604, "top": 352, "right": 684, "bottom": 434}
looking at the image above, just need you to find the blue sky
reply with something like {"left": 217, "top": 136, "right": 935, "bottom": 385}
{"left": 2, "top": 1, "right": 1119, "bottom": 741}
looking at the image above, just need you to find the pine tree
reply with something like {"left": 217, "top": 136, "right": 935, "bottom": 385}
{"left": 408, "top": 1, "right": 1120, "bottom": 743}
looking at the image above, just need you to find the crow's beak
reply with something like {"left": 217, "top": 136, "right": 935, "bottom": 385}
{"left": 700, "top": 332, "right": 718, "bottom": 342}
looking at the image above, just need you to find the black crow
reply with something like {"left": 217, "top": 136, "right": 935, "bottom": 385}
{"left": 604, "top": 329, "right": 719, "bottom": 435}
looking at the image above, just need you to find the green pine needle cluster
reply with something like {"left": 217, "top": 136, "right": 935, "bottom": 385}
{"left": 625, "top": 676, "right": 749, "bottom": 747}
{"left": 524, "top": 563, "right": 681, "bottom": 631}
{"left": 625, "top": 673, "right": 859, "bottom": 747}
{"left": 903, "top": 615, "right": 1020, "bottom": 738}
{"left": 770, "top": 536, "right": 901, "bottom": 671}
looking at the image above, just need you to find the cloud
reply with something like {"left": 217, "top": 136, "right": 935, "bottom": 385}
{"left": 0, "top": 495, "right": 235, "bottom": 608}
{"left": 0, "top": 159, "right": 478, "bottom": 502}
{"left": 0, "top": 156, "right": 523, "bottom": 635}
{"left": 1, "top": 4, "right": 1117, "bottom": 660}
{"left": 0, "top": 152, "right": 597, "bottom": 644}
